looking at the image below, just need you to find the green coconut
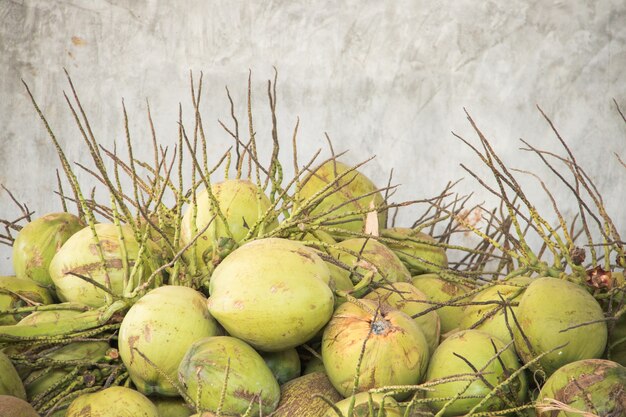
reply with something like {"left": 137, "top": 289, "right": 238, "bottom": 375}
{"left": 0, "top": 276, "right": 54, "bottom": 325}
{"left": 411, "top": 273, "right": 474, "bottom": 334}
{"left": 178, "top": 336, "right": 280, "bottom": 416}
{"left": 513, "top": 277, "right": 608, "bottom": 377}
{"left": 119, "top": 286, "right": 221, "bottom": 396}
{"left": 607, "top": 271, "right": 626, "bottom": 366}
{"left": 609, "top": 312, "right": 626, "bottom": 366}
{"left": 180, "top": 179, "right": 278, "bottom": 277}
{"left": 13, "top": 304, "right": 85, "bottom": 326}
{"left": 67, "top": 386, "right": 158, "bottom": 417}
{"left": 0, "top": 395, "right": 40, "bottom": 417}
{"left": 0, "top": 350, "right": 26, "bottom": 399}
{"left": 260, "top": 348, "right": 301, "bottom": 385}
{"left": 297, "top": 160, "right": 387, "bottom": 234}
{"left": 459, "top": 276, "right": 532, "bottom": 346}
{"left": 303, "top": 355, "right": 326, "bottom": 375}
{"left": 424, "top": 329, "right": 527, "bottom": 416}
{"left": 271, "top": 371, "right": 343, "bottom": 417}
{"left": 152, "top": 397, "right": 194, "bottom": 417}
{"left": 208, "top": 238, "right": 334, "bottom": 351}
{"left": 536, "top": 359, "right": 626, "bottom": 417}
{"left": 382, "top": 228, "right": 448, "bottom": 275}
{"left": 331, "top": 238, "right": 411, "bottom": 292}
{"left": 322, "top": 393, "right": 403, "bottom": 417}
{"left": 49, "top": 223, "right": 162, "bottom": 307}
{"left": 322, "top": 299, "right": 430, "bottom": 399}
{"left": 26, "top": 341, "right": 111, "bottom": 400}
{"left": 365, "top": 282, "right": 441, "bottom": 354}
{"left": 13, "top": 212, "right": 84, "bottom": 288}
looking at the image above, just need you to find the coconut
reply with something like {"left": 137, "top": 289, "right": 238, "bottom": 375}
{"left": 180, "top": 179, "right": 277, "bottom": 277}
{"left": 322, "top": 299, "right": 430, "bottom": 399}
{"left": 0, "top": 276, "right": 54, "bottom": 325}
{"left": 208, "top": 238, "right": 334, "bottom": 351}
{"left": 536, "top": 359, "right": 626, "bottom": 417}
{"left": 459, "top": 276, "right": 532, "bottom": 346}
{"left": 13, "top": 212, "right": 84, "bottom": 288}
{"left": 0, "top": 395, "right": 39, "bottom": 417}
{"left": 303, "top": 355, "right": 326, "bottom": 375}
{"left": 297, "top": 160, "right": 386, "bottom": 234}
{"left": 270, "top": 372, "right": 343, "bottom": 417}
{"left": 365, "top": 282, "right": 441, "bottom": 354}
{"left": 0, "top": 350, "right": 26, "bottom": 399}
{"left": 322, "top": 393, "right": 403, "bottom": 417}
{"left": 49, "top": 223, "right": 162, "bottom": 307}
{"left": 607, "top": 271, "right": 626, "bottom": 366}
{"left": 66, "top": 386, "right": 158, "bottom": 417}
{"left": 424, "top": 329, "right": 527, "bottom": 416}
{"left": 382, "top": 228, "right": 448, "bottom": 275}
{"left": 513, "top": 277, "right": 608, "bottom": 376}
{"left": 411, "top": 273, "right": 474, "bottom": 334}
{"left": 330, "top": 238, "right": 411, "bottom": 292}
{"left": 119, "top": 286, "right": 221, "bottom": 396}
{"left": 609, "top": 311, "right": 626, "bottom": 366}
{"left": 26, "top": 341, "right": 111, "bottom": 400}
{"left": 152, "top": 397, "right": 194, "bottom": 417}
{"left": 177, "top": 336, "right": 280, "bottom": 416}
{"left": 260, "top": 348, "right": 301, "bottom": 385}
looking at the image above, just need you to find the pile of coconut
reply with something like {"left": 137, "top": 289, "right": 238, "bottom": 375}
{"left": 0, "top": 74, "right": 624, "bottom": 417}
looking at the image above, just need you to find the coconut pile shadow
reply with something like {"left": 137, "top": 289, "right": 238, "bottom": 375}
{"left": 0, "top": 71, "right": 624, "bottom": 417}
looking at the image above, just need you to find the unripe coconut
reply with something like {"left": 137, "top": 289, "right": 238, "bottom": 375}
{"left": 304, "top": 355, "right": 326, "bottom": 375}
{"left": 67, "top": 386, "right": 158, "bottom": 417}
{"left": 180, "top": 179, "right": 277, "bottom": 276}
{"left": 459, "top": 277, "right": 532, "bottom": 346}
{"left": 26, "top": 341, "right": 111, "bottom": 400}
{"left": 208, "top": 238, "right": 334, "bottom": 351}
{"left": 0, "top": 276, "right": 54, "bottom": 325}
{"left": 382, "top": 228, "right": 448, "bottom": 275}
{"left": 14, "top": 303, "right": 85, "bottom": 326}
{"left": 331, "top": 238, "right": 411, "bottom": 292}
{"left": 424, "top": 330, "right": 527, "bottom": 416}
{"left": 0, "top": 395, "right": 39, "bottom": 417}
{"left": 365, "top": 282, "right": 441, "bottom": 354}
{"left": 322, "top": 393, "right": 403, "bottom": 417}
{"left": 536, "top": 359, "right": 626, "bottom": 417}
{"left": 609, "top": 311, "right": 626, "bottom": 366}
{"left": 322, "top": 299, "right": 430, "bottom": 398}
{"left": 0, "top": 350, "right": 26, "bottom": 399}
{"left": 411, "top": 273, "right": 474, "bottom": 333}
{"left": 607, "top": 271, "right": 626, "bottom": 366}
{"left": 49, "top": 223, "right": 162, "bottom": 307}
{"left": 119, "top": 286, "right": 221, "bottom": 396}
{"left": 271, "top": 372, "right": 343, "bottom": 417}
{"left": 261, "top": 348, "right": 301, "bottom": 384}
{"left": 152, "top": 397, "right": 194, "bottom": 417}
{"left": 298, "top": 160, "right": 387, "bottom": 234}
{"left": 513, "top": 277, "right": 607, "bottom": 377}
{"left": 13, "top": 212, "right": 84, "bottom": 287}
{"left": 178, "top": 336, "right": 280, "bottom": 416}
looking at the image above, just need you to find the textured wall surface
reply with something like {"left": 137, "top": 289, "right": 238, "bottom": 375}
{"left": 1, "top": 0, "right": 625, "bottom": 273}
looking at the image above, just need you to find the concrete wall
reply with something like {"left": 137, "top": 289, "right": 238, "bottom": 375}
{"left": 1, "top": 0, "right": 625, "bottom": 273}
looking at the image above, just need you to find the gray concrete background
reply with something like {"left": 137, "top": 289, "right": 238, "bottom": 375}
{"left": 1, "top": 0, "right": 625, "bottom": 273}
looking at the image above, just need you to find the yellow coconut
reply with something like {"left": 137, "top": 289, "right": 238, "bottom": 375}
{"left": 180, "top": 179, "right": 278, "bottom": 277}
{"left": 298, "top": 160, "right": 386, "bottom": 234}
{"left": 208, "top": 238, "right": 334, "bottom": 351}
